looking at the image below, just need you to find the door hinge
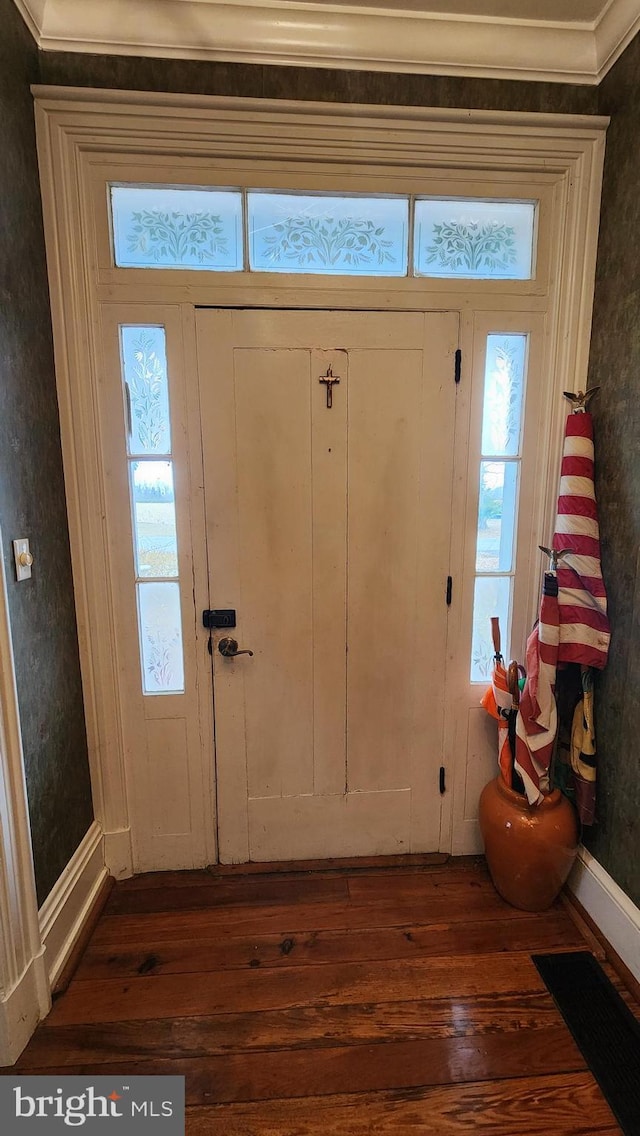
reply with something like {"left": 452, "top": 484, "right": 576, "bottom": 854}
{"left": 454, "top": 348, "right": 462, "bottom": 384}
{"left": 439, "top": 766, "right": 446, "bottom": 795}
{"left": 446, "top": 576, "right": 453, "bottom": 606}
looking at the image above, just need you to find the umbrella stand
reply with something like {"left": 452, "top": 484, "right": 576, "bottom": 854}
{"left": 480, "top": 577, "right": 579, "bottom": 912}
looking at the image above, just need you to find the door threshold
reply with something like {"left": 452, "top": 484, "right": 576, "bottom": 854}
{"left": 206, "top": 852, "right": 480, "bottom": 879}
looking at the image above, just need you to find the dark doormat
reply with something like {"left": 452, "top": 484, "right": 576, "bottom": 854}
{"left": 532, "top": 950, "right": 640, "bottom": 1136}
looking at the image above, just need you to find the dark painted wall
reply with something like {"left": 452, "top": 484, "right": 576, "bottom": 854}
{"left": 5, "top": 22, "right": 638, "bottom": 900}
{"left": 0, "top": 0, "right": 93, "bottom": 905}
{"left": 39, "top": 50, "right": 597, "bottom": 114}
{"left": 584, "top": 33, "right": 640, "bottom": 908}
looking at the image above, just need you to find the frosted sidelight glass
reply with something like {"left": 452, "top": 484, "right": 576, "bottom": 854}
{"left": 137, "top": 581, "right": 185, "bottom": 694}
{"left": 248, "top": 192, "right": 409, "bottom": 275}
{"left": 414, "top": 199, "right": 535, "bottom": 279}
{"left": 470, "top": 330, "right": 529, "bottom": 681}
{"left": 121, "top": 326, "right": 171, "bottom": 455}
{"left": 471, "top": 576, "right": 511, "bottom": 683}
{"left": 481, "top": 335, "right": 527, "bottom": 456}
{"left": 111, "top": 185, "right": 243, "bottom": 270}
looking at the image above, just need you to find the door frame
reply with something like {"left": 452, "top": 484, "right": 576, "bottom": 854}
{"left": 33, "top": 89, "right": 607, "bottom": 875}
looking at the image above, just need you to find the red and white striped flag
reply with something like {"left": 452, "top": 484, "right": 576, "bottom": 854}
{"left": 515, "top": 572, "right": 560, "bottom": 805}
{"left": 553, "top": 412, "right": 610, "bottom": 669}
{"left": 515, "top": 408, "right": 609, "bottom": 807}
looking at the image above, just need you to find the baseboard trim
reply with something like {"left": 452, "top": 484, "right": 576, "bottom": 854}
{"left": 0, "top": 953, "right": 48, "bottom": 1066}
{"left": 567, "top": 846, "right": 640, "bottom": 986}
{"left": 103, "top": 826, "right": 133, "bottom": 880}
{"left": 39, "top": 821, "right": 108, "bottom": 988}
{"left": 53, "top": 872, "right": 114, "bottom": 995}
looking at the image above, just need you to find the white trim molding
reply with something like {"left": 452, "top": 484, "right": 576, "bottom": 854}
{"left": 0, "top": 531, "right": 50, "bottom": 1066}
{"left": 33, "top": 89, "right": 608, "bottom": 866}
{"left": 39, "top": 821, "right": 108, "bottom": 989}
{"left": 12, "top": 0, "right": 640, "bottom": 85}
{"left": 568, "top": 846, "right": 640, "bottom": 985}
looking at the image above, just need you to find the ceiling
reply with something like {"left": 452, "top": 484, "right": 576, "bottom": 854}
{"left": 14, "top": 0, "right": 640, "bottom": 84}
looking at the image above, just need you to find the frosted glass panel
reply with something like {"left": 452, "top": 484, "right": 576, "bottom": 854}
{"left": 248, "top": 192, "right": 408, "bottom": 275}
{"left": 414, "top": 199, "right": 535, "bottom": 279}
{"left": 481, "top": 335, "right": 527, "bottom": 456}
{"left": 475, "top": 461, "right": 518, "bottom": 573}
{"left": 137, "top": 581, "right": 184, "bottom": 694}
{"left": 131, "top": 461, "right": 178, "bottom": 578}
{"left": 471, "top": 576, "right": 511, "bottom": 683}
{"left": 111, "top": 185, "right": 243, "bottom": 270}
{"left": 121, "top": 326, "right": 171, "bottom": 455}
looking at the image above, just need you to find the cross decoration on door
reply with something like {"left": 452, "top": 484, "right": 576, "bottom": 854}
{"left": 319, "top": 364, "right": 340, "bottom": 409}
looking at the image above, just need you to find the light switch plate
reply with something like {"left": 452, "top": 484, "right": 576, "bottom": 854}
{"left": 13, "top": 538, "right": 33, "bottom": 582}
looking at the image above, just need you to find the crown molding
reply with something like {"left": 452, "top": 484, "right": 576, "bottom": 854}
{"left": 12, "top": 0, "right": 640, "bottom": 84}
{"left": 594, "top": 0, "right": 640, "bottom": 80}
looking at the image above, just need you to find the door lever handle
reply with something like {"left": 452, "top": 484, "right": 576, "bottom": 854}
{"left": 218, "top": 636, "right": 254, "bottom": 658}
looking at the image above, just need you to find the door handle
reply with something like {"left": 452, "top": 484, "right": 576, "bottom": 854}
{"left": 218, "top": 636, "right": 254, "bottom": 658}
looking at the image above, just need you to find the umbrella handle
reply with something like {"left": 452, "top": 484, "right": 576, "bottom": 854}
{"left": 507, "top": 661, "right": 520, "bottom": 707}
{"left": 490, "top": 617, "right": 501, "bottom": 660}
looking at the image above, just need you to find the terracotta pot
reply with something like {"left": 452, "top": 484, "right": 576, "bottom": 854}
{"left": 478, "top": 776, "right": 579, "bottom": 912}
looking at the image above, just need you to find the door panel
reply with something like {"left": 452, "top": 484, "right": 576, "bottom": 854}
{"left": 234, "top": 347, "right": 315, "bottom": 799}
{"left": 197, "top": 310, "right": 458, "bottom": 862}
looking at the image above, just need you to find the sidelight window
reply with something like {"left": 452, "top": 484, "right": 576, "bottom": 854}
{"left": 470, "top": 333, "right": 528, "bottom": 681}
{"left": 119, "top": 324, "right": 185, "bottom": 694}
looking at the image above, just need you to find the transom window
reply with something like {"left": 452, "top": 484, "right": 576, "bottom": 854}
{"left": 110, "top": 185, "right": 536, "bottom": 280}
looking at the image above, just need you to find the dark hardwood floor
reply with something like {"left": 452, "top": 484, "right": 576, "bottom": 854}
{"left": 12, "top": 857, "right": 636, "bottom": 1134}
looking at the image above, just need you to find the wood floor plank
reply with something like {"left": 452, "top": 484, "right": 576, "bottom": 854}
{"left": 105, "top": 867, "right": 491, "bottom": 917}
{"left": 13, "top": 1025, "right": 587, "bottom": 1103}
{"left": 104, "top": 874, "right": 350, "bottom": 916}
{"left": 16, "top": 991, "right": 563, "bottom": 1067}
{"left": 13, "top": 858, "right": 624, "bottom": 1135}
{"left": 48, "top": 952, "right": 547, "bottom": 1026}
{"left": 74, "top": 910, "right": 584, "bottom": 980}
{"left": 346, "top": 867, "right": 491, "bottom": 903}
{"left": 90, "top": 887, "right": 530, "bottom": 947}
{"left": 116, "top": 855, "right": 454, "bottom": 891}
{"left": 182, "top": 1072, "right": 621, "bottom": 1135}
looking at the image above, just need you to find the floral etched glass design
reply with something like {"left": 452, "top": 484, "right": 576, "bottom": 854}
{"left": 481, "top": 335, "right": 527, "bottom": 456}
{"left": 131, "top": 461, "right": 178, "bottom": 579}
{"left": 248, "top": 192, "right": 408, "bottom": 276}
{"left": 471, "top": 577, "right": 511, "bottom": 683}
{"left": 414, "top": 199, "right": 535, "bottom": 280}
{"left": 137, "top": 581, "right": 185, "bottom": 694}
{"left": 120, "top": 326, "right": 171, "bottom": 455}
{"left": 111, "top": 185, "right": 243, "bottom": 270}
{"left": 470, "top": 332, "right": 528, "bottom": 682}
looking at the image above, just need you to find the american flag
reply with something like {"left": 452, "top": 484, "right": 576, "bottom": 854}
{"left": 553, "top": 411, "right": 610, "bottom": 669}
{"left": 515, "top": 407, "right": 609, "bottom": 807}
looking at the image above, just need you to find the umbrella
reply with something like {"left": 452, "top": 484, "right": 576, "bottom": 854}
{"left": 514, "top": 554, "right": 561, "bottom": 805}
{"left": 481, "top": 617, "right": 523, "bottom": 792}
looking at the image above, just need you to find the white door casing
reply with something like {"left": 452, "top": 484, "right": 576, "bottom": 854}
{"left": 197, "top": 309, "right": 458, "bottom": 862}
{"left": 33, "top": 91, "right": 607, "bottom": 872}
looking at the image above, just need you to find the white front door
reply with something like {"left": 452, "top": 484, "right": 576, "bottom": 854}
{"left": 197, "top": 309, "right": 458, "bottom": 863}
